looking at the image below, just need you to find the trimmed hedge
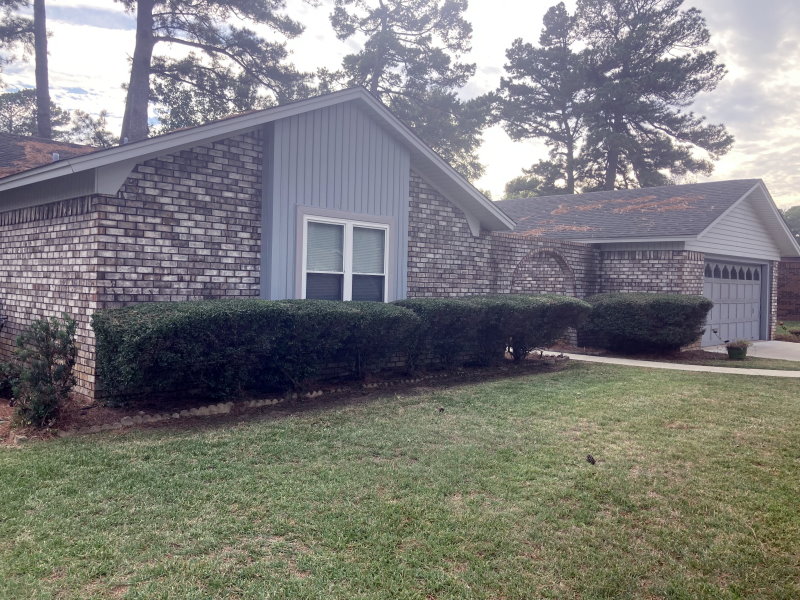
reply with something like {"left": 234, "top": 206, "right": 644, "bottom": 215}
{"left": 393, "top": 298, "right": 483, "bottom": 369}
{"left": 396, "top": 294, "right": 591, "bottom": 366}
{"left": 461, "top": 294, "right": 591, "bottom": 364}
{"left": 580, "top": 293, "right": 714, "bottom": 353}
{"left": 92, "top": 299, "right": 420, "bottom": 403}
{"left": 92, "top": 294, "right": 591, "bottom": 406}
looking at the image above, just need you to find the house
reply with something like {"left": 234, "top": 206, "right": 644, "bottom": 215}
{"left": 0, "top": 87, "right": 797, "bottom": 399}
{"left": 497, "top": 181, "right": 800, "bottom": 346}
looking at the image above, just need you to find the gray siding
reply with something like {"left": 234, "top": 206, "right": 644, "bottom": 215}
{"left": 261, "top": 102, "right": 411, "bottom": 300}
{"left": 687, "top": 198, "right": 781, "bottom": 261}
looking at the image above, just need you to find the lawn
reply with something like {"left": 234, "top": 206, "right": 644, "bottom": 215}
{"left": 652, "top": 353, "right": 800, "bottom": 371}
{"left": 2, "top": 363, "right": 799, "bottom": 599}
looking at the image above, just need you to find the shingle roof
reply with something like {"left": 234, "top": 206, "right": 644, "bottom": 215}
{"left": 495, "top": 180, "right": 763, "bottom": 240}
{"left": 0, "top": 132, "right": 97, "bottom": 178}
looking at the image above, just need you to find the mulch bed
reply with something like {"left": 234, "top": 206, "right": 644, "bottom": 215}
{"left": 1, "top": 355, "right": 571, "bottom": 447}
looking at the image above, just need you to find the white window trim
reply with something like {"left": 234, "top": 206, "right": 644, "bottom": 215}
{"left": 301, "top": 214, "right": 390, "bottom": 302}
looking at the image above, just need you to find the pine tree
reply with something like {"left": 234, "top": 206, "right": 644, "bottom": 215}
{"left": 330, "top": 0, "right": 487, "bottom": 180}
{"left": 117, "top": 0, "right": 307, "bottom": 142}
{"left": 499, "top": 0, "right": 733, "bottom": 194}
{"left": 577, "top": 0, "right": 733, "bottom": 190}
{"left": 499, "top": 3, "right": 587, "bottom": 194}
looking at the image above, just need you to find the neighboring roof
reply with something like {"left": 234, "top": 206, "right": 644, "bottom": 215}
{"left": 0, "top": 132, "right": 96, "bottom": 178}
{"left": 0, "top": 88, "right": 514, "bottom": 233}
{"left": 496, "top": 180, "right": 763, "bottom": 239}
{"left": 496, "top": 179, "right": 800, "bottom": 257}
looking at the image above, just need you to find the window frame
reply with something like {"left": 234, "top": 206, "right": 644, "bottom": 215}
{"left": 301, "top": 214, "right": 389, "bottom": 302}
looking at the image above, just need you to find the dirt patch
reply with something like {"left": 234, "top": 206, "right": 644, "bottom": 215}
{"left": 1, "top": 357, "right": 571, "bottom": 447}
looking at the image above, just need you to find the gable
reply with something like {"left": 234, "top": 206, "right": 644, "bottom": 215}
{"left": 687, "top": 182, "right": 800, "bottom": 259}
{"left": 0, "top": 88, "right": 513, "bottom": 234}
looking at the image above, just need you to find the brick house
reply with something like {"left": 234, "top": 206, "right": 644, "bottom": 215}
{"left": 0, "top": 88, "right": 797, "bottom": 399}
{"left": 498, "top": 182, "right": 800, "bottom": 346}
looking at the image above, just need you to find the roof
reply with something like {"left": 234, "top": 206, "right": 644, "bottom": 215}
{"left": 0, "top": 132, "right": 96, "bottom": 178}
{"left": 0, "top": 88, "right": 514, "bottom": 233}
{"left": 496, "top": 180, "right": 763, "bottom": 239}
{"left": 496, "top": 179, "right": 800, "bottom": 258}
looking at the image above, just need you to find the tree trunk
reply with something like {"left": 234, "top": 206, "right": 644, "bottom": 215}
{"left": 563, "top": 118, "right": 575, "bottom": 194}
{"left": 603, "top": 116, "right": 624, "bottom": 190}
{"left": 120, "top": 0, "right": 156, "bottom": 143}
{"left": 33, "top": 0, "right": 51, "bottom": 139}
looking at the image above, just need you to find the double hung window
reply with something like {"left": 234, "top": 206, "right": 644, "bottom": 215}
{"left": 303, "top": 216, "right": 388, "bottom": 302}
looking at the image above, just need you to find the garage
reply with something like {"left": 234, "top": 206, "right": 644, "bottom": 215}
{"left": 702, "top": 261, "right": 763, "bottom": 346}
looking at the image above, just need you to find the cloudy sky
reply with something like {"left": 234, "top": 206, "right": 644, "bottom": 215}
{"left": 4, "top": 0, "right": 799, "bottom": 207}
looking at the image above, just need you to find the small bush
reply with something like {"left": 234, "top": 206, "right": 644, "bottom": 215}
{"left": 462, "top": 294, "right": 591, "bottom": 363}
{"left": 393, "top": 298, "right": 483, "bottom": 369}
{"left": 13, "top": 313, "right": 77, "bottom": 427}
{"left": 92, "top": 299, "right": 420, "bottom": 405}
{"left": 580, "top": 293, "right": 713, "bottom": 353}
{"left": 0, "top": 361, "right": 20, "bottom": 398}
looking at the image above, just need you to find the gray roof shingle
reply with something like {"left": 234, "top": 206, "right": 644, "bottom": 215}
{"left": 495, "top": 180, "right": 762, "bottom": 240}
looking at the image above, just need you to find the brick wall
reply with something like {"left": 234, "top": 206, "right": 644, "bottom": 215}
{"left": 598, "top": 250, "right": 705, "bottom": 295}
{"left": 777, "top": 258, "right": 800, "bottom": 320}
{"left": 0, "top": 132, "right": 263, "bottom": 399}
{"left": 407, "top": 172, "right": 598, "bottom": 298}
{"left": 0, "top": 196, "right": 100, "bottom": 398}
{"left": 96, "top": 132, "right": 262, "bottom": 308}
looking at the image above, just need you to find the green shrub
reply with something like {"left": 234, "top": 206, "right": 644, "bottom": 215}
{"left": 393, "top": 298, "right": 483, "bottom": 369}
{"left": 0, "top": 361, "right": 20, "bottom": 398}
{"left": 580, "top": 293, "right": 713, "bottom": 353}
{"left": 92, "top": 299, "right": 420, "bottom": 405}
{"left": 336, "top": 302, "right": 421, "bottom": 378}
{"left": 13, "top": 313, "right": 77, "bottom": 427}
{"left": 462, "top": 294, "right": 591, "bottom": 364}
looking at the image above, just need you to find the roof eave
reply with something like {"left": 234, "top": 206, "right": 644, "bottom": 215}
{"left": 0, "top": 87, "right": 513, "bottom": 233}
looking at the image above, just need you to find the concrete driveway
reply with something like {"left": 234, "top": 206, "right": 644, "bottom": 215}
{"left": 704, "top": 341, "right": 800, "bottom": 361}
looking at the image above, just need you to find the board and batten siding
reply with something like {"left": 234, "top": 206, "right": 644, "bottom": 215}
{"left": 261, "top": 103, "right": 411, "bottom": 300}
{"left": 686, "top": 197, "right": 781, "bottom": 261}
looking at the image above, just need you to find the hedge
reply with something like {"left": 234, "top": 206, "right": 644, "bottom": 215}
{"left": 460, "top": 294, "right": 591, "bottom": 364}
{"left": 92, "top": 299, "right": 420, "bottom": 404}
{"left": 92, "top": 294, "right": 591, "bottom": 406}
{"left": 393, "top": 298, "right": 483, "bottom": 369}
{"left": 396, "top": 294, "right": 591, "bottom": 366}
{"left": 579, "top": 292, "right": 714, "bottom": 353}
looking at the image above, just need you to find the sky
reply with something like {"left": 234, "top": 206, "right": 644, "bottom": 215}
{"left": 4, "top": 0, "right": 799, "bottom": 208}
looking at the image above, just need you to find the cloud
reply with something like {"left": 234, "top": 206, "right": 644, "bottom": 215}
{"left": 47, "top": 5, "right": 134, "bottom": 31}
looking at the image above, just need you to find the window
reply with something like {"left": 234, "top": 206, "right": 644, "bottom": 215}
{"left": 303, "top": 216, "right": 388, "bottom": 302}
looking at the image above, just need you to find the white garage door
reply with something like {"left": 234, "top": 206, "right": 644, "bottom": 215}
{"left": 702, "top": 261, "right": 762, "bottom": 346}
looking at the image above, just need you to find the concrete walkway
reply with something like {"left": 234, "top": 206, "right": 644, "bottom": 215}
{"left": 703, "top": 340, "right": 800, "bottom": 361}
{"left": 553, "top": 352, "right": 800, "bottom": 378}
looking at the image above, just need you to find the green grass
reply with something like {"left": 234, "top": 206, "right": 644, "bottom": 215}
{"left": 2, "top": 363, "right": 799, "bottom": 599}
{"left": 667, "top": 354, "right": 800, "bottom": 371}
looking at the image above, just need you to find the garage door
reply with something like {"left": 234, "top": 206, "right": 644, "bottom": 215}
{"left": 702, "top": 261, "right": 762, "bottom": 346}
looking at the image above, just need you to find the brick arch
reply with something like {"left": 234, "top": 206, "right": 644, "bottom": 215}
{"left": 510, "top": 249, "right": 577, "bottom": 296}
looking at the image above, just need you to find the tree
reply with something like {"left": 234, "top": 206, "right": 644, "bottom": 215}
{"left": 116, "top": 0, "right": 307, "bottom": 143}
{"left": 0, "top": 87, "right": 68, "bottom": 136}
{"left": 499, "top": 3, "right": 587, "bottom": 194}
{"left": 0, "top": 0, "right": 32, "bottom": 86}
{"left": 784, "top": 206, "right": 800, "bottom": 242}
{"left": 69, "top": 109, "right": 118, "bottom": 147}
{"left": 32, "top": 0, "right": 49, "bottom": 138}
{"left": 330, "top": 0, "right": 487, "bottom": 180}
{"left": 0, "top": 88, "right": 116, "bottom": 147}
{"left": 503, "top": 161, "right": 569, "bottom": 199}
{"left": 499, "top": 0, "right": 733, "bottom": 193}
{"left": 577, "top": 0, "right": 733, "bottom": 190}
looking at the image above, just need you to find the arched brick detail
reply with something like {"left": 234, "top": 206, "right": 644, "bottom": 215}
{"left": 510, "top": 249, "right": 577, "bottom": 296}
